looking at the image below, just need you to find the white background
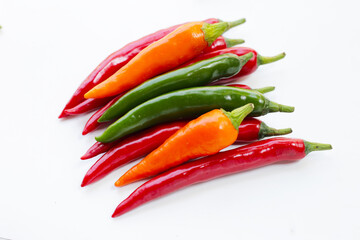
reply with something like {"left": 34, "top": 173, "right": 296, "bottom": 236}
{"left": 0, "top": 0, "right": 359, "bottom": 239}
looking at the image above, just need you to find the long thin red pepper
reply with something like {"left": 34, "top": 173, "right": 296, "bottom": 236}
{"left": 112, "top": 137, "right": 332, "bottom": 217}
{"left": 183, "top": 47, "right": 286, "bottom": 85}
{"left": 81, "top": 118, "right": 291, "bottom": 186}
{"left": 81, "top": 84, "right": 253, "bottom": 157}
{"left": 59, "top": 18, "right": 220, "bottom": 118}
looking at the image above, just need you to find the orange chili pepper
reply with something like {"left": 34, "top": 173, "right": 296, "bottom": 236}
{"left": 115, "top": 103, "right": 254, "bottom": 187}
{"left": 84, "top": 19, "right": 245, "bottom": 99}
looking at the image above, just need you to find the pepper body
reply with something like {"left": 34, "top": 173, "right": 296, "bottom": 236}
{"left": 58, "top": 18, "right": 219, "bottom": 118}
{"left": 112, "top": 138, "right": 332, "bottom": 217}
{"left": 115, "top": 105, "right": 253, "bottom": 187}
{"left": 84, "top": 21, "right": 238, "bottom": 99}
{"left": 63, "top": 97, "right": 113, "bottom": 116}
{"left": 184, "top": 47, "right": 285, "bottom": 85}
{"left": 81, "top": 121, "right": 187, "bottom": 186}
{"left": 82, "top": 95, "right": 123, "bottom": 135}
{"left": 81, "top": 118, "right": 292, "bottom": 185}
{"left": 99, "top": 53, "right": 253, "bottom": 122}
{"left": 96, "top": 86, "right": 294, "bottom": 143}
{"left": 81, "top": 84, "right": 258, "bottom": 153}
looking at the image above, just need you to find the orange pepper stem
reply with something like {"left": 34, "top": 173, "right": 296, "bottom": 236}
{"left": 221, "top": 103, "right": 254, "bottom": 130}
{"left": 202, "top": 18, "right": 246, "bottom": 46}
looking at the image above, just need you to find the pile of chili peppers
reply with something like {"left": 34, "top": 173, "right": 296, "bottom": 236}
{"left": 59, "top": 17, "right": 332, "bottom": 217}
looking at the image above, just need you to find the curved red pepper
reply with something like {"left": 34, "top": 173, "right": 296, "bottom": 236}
{"left": 62, "top": 97, "right": 113, "bottom": 116}
{"left": 81, "top": 117, "right": 292, "bottom": 186}
{"left": 112, "top": 138, "right": 331, "bottom": 217}
{"left": 59, "top": 18, "right": 219, "bottom": 118}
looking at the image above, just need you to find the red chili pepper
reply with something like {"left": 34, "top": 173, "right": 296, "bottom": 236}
{"left": 81, "top": 118, "right": 291, "bottom": 186}
{"left": 80, "top": 84, "right": 267, "bottom": 154}
{"left": 63, "top": 97, "right": 113, "bottom": 116}
{"left": 112, "top": 137, "right": 332, "bottom": 217}
{"left": 82, "top": 95, "right": 123, "bottom": 135}
{"left": 59, "top": 18, "right": 220, "bottom": 118}
{"left": 183, "top": 47, "right": 286, "bottom": 85}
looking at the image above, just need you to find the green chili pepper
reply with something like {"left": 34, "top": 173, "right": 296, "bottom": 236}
{"left": 98, "top": 53, "right": 254, "bottom": 122}
{"left": 96, "top": 86, "right": 294, "bottom": 143}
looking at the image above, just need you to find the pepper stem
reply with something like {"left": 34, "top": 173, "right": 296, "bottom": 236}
{"left": 228, "top": 18, "right": 246, "bottom": 28}
{"left": 237, "top": 52, "right": 253, "bottom": 68}
{"left": 257, "top": 52, "right": 286, "bottom": 65}
{"left": 268, "top": 101, "right": 295, "bottom": 113}
{"left": 254, "top": 86, "right": 275, "bottom": 94}
{"left": 221, "top": 103, "right": 254, "bottom": 130}
{"left": 304, "top": 141, "right": 332, "bottom": 155}
{"left": 202, "top": 18, "right": 246, "bottom": 46}
{"left": 224, "top": 37, "right": 245, "bottom": 47}
{"left": 258, "top": 122, "right": 292, "bottom": 139}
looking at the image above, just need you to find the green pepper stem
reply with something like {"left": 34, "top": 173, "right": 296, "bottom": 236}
{"left": 237, "top": 52, "right": 253, "bottom": 68}
{"left": 254, "top": 86, "right": 275, "bottom": 94}
{"left": 224, "top": 37, "right": 245, "bottom": 47}
{"left": 228, "top": 18, "right": 246, "bottom": 28}
{"left": 221, "top": 103, "right": 254, "bottom": 130}
{"left": 268, "top": 101, "right": 295, "bottom": 113}
{"left": 202, "top": 18, "right": 246, "bottom": 46}
{"left": 304, "top": 141, "right": 332, "bottom": 155}
{"left": 257, "top": 52, "right": 286, "bottom": 65}
{"left": 258, "top": 122, "right": 292, "bottom": 139}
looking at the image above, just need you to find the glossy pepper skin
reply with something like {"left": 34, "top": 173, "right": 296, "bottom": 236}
{"left": 98, "top": 53, "right": 254, "bottom": 122}
{"left": 81, "top": 84, "right": 275, "bottom": 155}
{"left": 81, "top": 118, "right": 292, "bottom": 186}
{"left": 60, "top": 36, "right": 244, "bottom": 118}
{"left": 84, "top": 19, "right": 246, "bottom": 99}
{"left": 184, "top": 47, "right": 286, "bottom": 85}
{"left": 112, "top": 138, "right": 332, "bottom": 217}
{"left": 58, "top": 18, "right": 220, "bottom": 118}
{"left": 96, "top": 86, "right": 294, "bottom": 143}
{"left": 115, "top": 104, "right": 254, "bottom": 187}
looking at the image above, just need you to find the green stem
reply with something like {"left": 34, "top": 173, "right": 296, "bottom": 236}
{"left": 202, "top": 18, "right": 246, "bottom": 46}
{"left": 258, "top": 122, "right": 292, "bottom": 139}
{"left": 257, "top": 52, "right": 286, "bottom": 65}
{"left": 237, "top": 52, "right": 253, "bottom": 68}
{"left": 221, "top": 103, "right": 254, "bottom": 130}
{"left": 228, "top": 18, "right": 246, "bottom": 28}
{"left": 268, "top": 101, "right": 295, "bottom": 113}
{"left": 224, "top": 37, "right": 245, "bottom": 47}
{"left": 254, "top": 86, "right": 275, "bottom": 94}
{"left": 304, "top": 141, "right": 332, "bottom": 155}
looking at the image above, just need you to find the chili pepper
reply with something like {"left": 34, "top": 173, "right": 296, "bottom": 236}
{"left": 63, "top": 97, "right": 113, "bottom": 116}
{"left": 82, "top": 95, "right": 123, "bottom": 135}
{"left": 58, "top": 18, "right": 221, "bottom": 118}
{"left": 112, "top": 137, "right": 332, "bottom": 217}
{"left": 84, "top": 19, "right": 246, "bottom": 99}
{"left": 81, "top": 84, "right": 275, "bottom": 153}
{"left": 115, "top": 104, "right": 254, "bottom": 187}
{"left": 183, "top": 47, "right": 286, "bottom": 85}
{"left": 81, "top": 118, "right": 291, "bottom": 186}
{"left": 98, "top": 53, "right": 254, "bottom": 122}
{"left": 95, "top": 86, "right": 294, "bottom": 143}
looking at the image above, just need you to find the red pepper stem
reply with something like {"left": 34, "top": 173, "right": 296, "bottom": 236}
{"left": 222, "top": 103, "right": 254, "bottom": 130}
{"left": 254, "top": 86, "right": 275, "bottom": 94}
{"left": 304, "top": 141, "right": 332, "bottom": 155}
{"left": 224, "top": 37, "right": 245, "bottom": 47}
{"left": 268, "top": 101, "right": 295, "bottom": 113}
{"left": 258, "top": 122, "right": 292, "bottom": 139}
{"left": 257, "top": 52, "right": 286, "bottom": 65}
{"left": 202, "top": 18, "right": 246, "bottom": 45}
